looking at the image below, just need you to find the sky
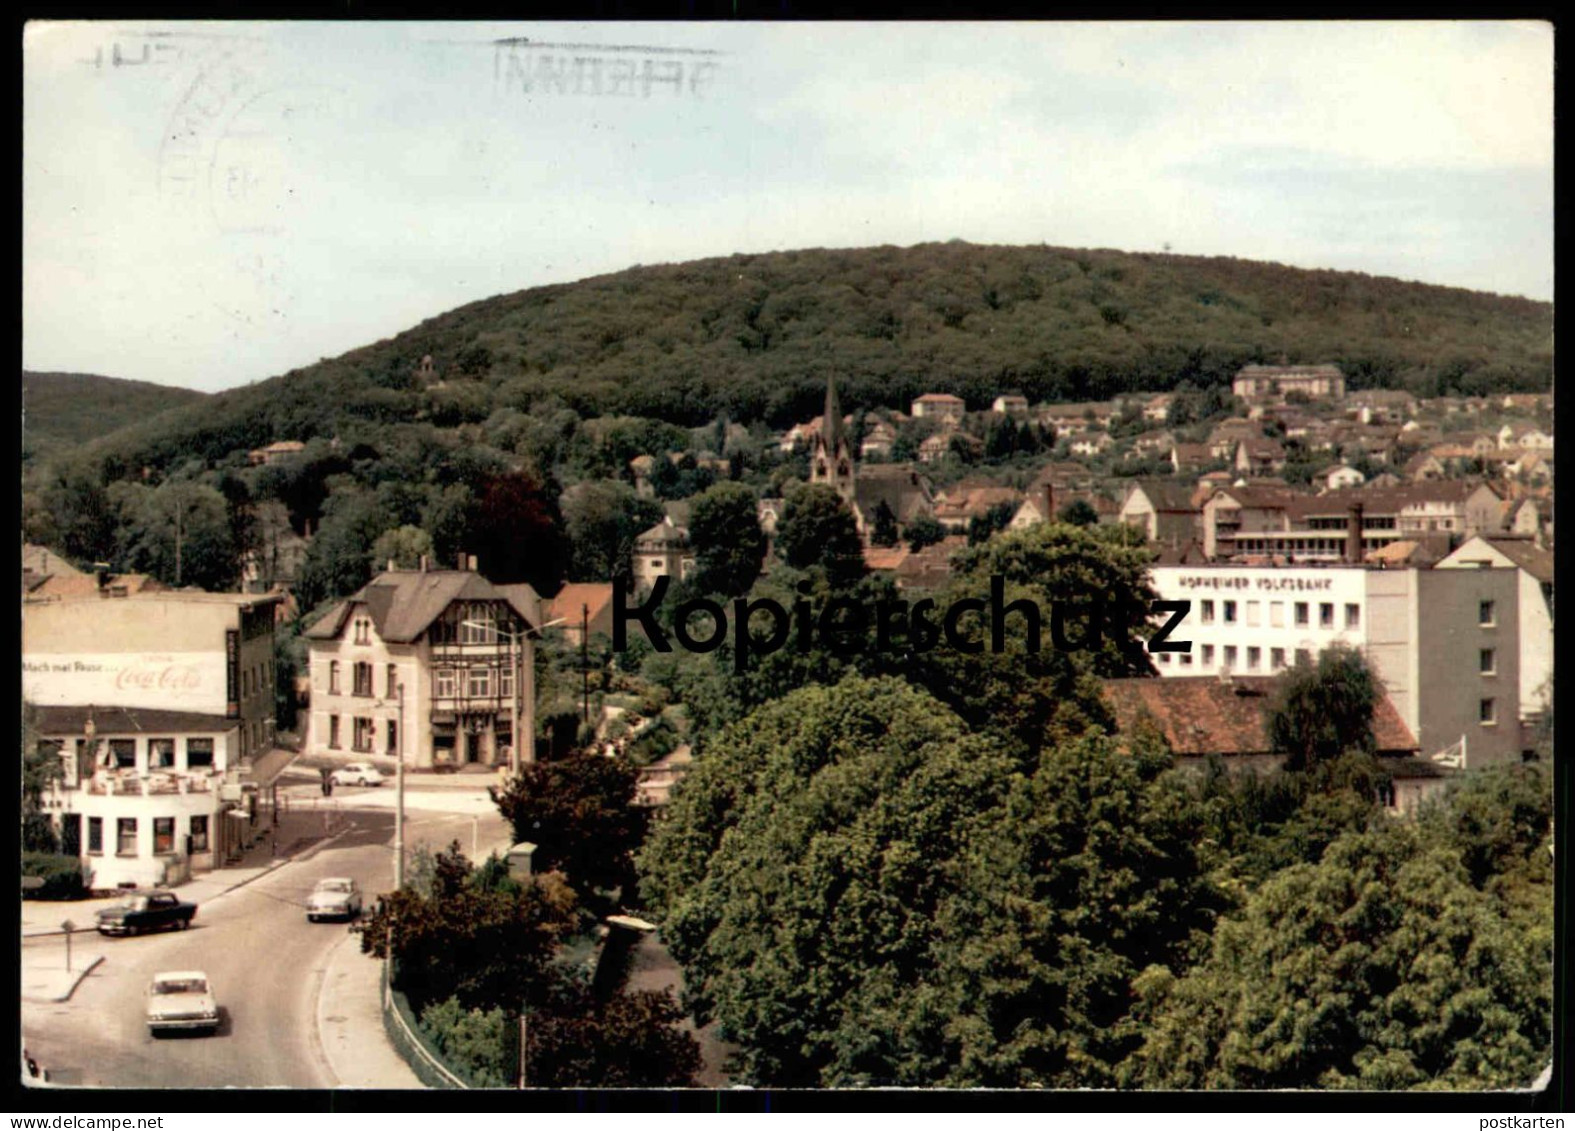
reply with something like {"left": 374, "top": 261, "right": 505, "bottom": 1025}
{"left": 23, "top": 20, "right": 1554, "bottom": 394}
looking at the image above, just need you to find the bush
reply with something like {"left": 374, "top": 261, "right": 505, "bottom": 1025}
{"left": 418, "top": 996, "right": 513, "bottom": 1087}
{"left": 22, "top": 853, "right": 91, "bottom": 901}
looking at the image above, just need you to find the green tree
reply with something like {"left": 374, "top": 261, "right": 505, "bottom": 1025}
{"left": 111, "top": 479, "right": 240, "bottom": 591}
{"left": 465, "top": 470, "right": 570, "bottom": 594}
{"left": 358, "top": 843, "right": 579, "bottom": 1012}
{"left": 21, "top": 702, "right": 63, "bottom": 853}
{"left": 371, "top": 524, "right": 433, "bottom": 570}
{"left": 1266, "top": 644, "right": 1379, "bottom": 772}
{"left": 868, "top": 500, "right": 899, "bottom": 547}
{"left": 774, "top": 483, "right": 865, "bottom": 589}
{"left": 904, "top": 513, "right": 946, "bottom": 552}
{"left": 490, "top": 755, "right": 646, "bottom": 905}
{"left": 965, "top": 500, "right": 1016, "bottom": 545}
{"left": 561, "top": 481, "right": 664, "bottom": 583}
{"left": 689, "top": 481, "right": 766, "bottom": 598}
{"left": 1057, "top": 498, "right": 1100, "bottom": 526}
{"left": 524, "top": 977, "right": 703, "bottom": 1088}
{"left": 1132, "top": 819, "right": 1553, "bottom": 1090}
{"left": 640, "top": 676, "right": 1217, "bottom": 1088}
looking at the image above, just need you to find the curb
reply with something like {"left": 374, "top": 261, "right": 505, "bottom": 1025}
{"left": 22, "top": 954, "right": 104, "bottom": 1004}
{"left": 20, "top": 822, "right": 359, "bottom": 939}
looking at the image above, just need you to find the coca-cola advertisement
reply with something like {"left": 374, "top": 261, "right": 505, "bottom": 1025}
{"left": 21, "top": 651, "right": 221, "bottom": 713}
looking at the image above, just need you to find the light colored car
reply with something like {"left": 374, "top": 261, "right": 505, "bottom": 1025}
{"left": 146, "top": 971, "right": 219, "bottom": 1036}
{"left": 330, "top": 762, "right": 385, "bottom": 787}
{"left": 306, "top": 877, "right": 363, "bottom": 922}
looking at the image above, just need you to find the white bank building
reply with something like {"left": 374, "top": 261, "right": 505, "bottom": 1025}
{"left": 1149, "top": 564, "right": 1370, "bottom": 678}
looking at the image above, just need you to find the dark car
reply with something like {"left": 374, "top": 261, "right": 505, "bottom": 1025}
{"left": 96, "top": 891, "right": 198, "bottom": 937}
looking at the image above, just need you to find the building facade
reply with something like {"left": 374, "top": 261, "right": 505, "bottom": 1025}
{"left": 303, "top": 567, "right": 540, "bottom": 771}
{"left": 22, "top": 590, "right": 283, "bottom": 888}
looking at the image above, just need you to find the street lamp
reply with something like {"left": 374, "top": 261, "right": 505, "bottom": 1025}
{"left": 461, "top": 616, "right": 565, "bottom": 776}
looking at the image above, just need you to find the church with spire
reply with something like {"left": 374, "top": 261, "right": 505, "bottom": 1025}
{"left": 809, "top": 373, "right": 857, "bottom": 510}
{"left": 802, "top": 373, "right": 934, "bottom": 543}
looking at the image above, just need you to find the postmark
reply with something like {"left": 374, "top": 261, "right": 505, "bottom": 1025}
{"left": 156, "top": 38, "right": 347, "bottom": 329}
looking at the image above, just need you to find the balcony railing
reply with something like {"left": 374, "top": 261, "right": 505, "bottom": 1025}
{"left": 83, "top": 773, "right": 215, "bottom": 796}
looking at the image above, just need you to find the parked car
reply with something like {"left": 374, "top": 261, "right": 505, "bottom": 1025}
{"left": 146, "top": 971, "right": 220, "bottom": 1036}
{"left": 306, "top": 877, "right": 362, "bottom": 922}
{"left": 96, "top": 891, "right": 198, "bottom": 937}
{"left": 330, "top": 762, "right": 385, "bottom": 787}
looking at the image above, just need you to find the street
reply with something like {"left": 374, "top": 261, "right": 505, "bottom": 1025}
{"left": 21, "top": 794, "right": 512, "bottom": 1090}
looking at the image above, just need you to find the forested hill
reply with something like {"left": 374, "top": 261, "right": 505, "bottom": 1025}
{"left": 67, "top": 242, "right": 1551, "bottom": 476}
{"left": 22, "top": 371, "right": 207, "bottom": 467}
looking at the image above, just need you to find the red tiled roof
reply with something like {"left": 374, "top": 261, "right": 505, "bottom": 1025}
{"left": 1102, "top": 676, "right": 1418, "bottom": 757}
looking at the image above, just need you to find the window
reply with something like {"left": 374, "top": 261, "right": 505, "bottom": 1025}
{"left": 109, "top": 739, "right": 136, "bottom": 769}
{"left": 1270, "top": 602, "right": 1285, "bottom": 628}
{"left": 1159, "top": 651, "right": 1171, "bottom": 664}
{"left": 153, "top": 817, "right": 175, "bottom": 854}
{"left": 353, "top": 662, "right": 373, "bottom": 697}
{"left": 387, "top": 664, "right": 398, "bottom": 698}
{"left": 353, "top": 718, "right": 374, "bottom": 752}
{"left": 1345, "top": 604, "right": 1360, "bottom": 629}
{"left": 435, "top": 668, "right": 457, "bottom": 698}
{"left": 1180, "top": 652, "right": 1193, "bottom": 666}
{"left": 329, "top": 661, "right": 341, "bottom": 695}
{"left": 466, "top": 667, "right": 495, "bottom": 698}
{"left": 1319, "top": 602, "right": 1335, "bottom": 628}
{"left": 387, "top": 719, "right": 399, "bottom": 756}
{"left": 1202, "top": 644, "right": 1215, "bottom": 666}
{"left": 1479, "top": 698, "right": 1497, "bottom": 725}
{"left": 1479, "top": 600, "right": 1496, "bottom": 626}
{"left": 186, "top": 738, "right": 214, "bottom": 768}
{"left": 1271, "top": 648, "right": 1286, "bottom": 670}
{"left": 1201, "top": 600, "right": 1215, "bottom": 624}
{"left": 190, "top": 815, "right": 209, "bottom": 853}
{"left": 117, "top": 817, "right": 138, "bottom": 857}
{"left": 1245, "top": 601, "right": 1261, "bottom": 627}
{"left": 460, "top": 606, "right": 496, "bottom": 645}
{"left": 328, "top": 716, "right": 341, "bottom": 749}
{"left": 87, "top": 816, "right": 103, "bottom": 854}
{"left": 1480, "top": 648, "right": 1496, "bottom": 675}
{"left": 150, "top": 738, "right": 175, "bottom": 769}
{"left": 1223, "top": 645, "right": 1238, "bottom": 670}
{"left": 1247, "top": 646, "right": 1262, "bottom": 671}
{"left": 354, "top": 617, "right": 371, "bottom": 645}
{"left": 1223, "top": 601, "right": 1238, "bottom": 624}
{"left": 499, "top": 664, "right": 515, "bottom": 699}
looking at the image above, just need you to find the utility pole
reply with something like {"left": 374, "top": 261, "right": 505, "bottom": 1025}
{"left": 510, "top": 627, "right": 521, "bottom": 776}
{"left": 580, "top": 603, "right": 590, "bottom": 724}
{"left": 394, "top": 681, "right": 406, "bottom": 889}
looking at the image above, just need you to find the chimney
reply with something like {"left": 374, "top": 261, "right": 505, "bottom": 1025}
{"left": 1043, "top": 481, "right": 1055, "bottom": 524}
{"left": 457, "top": 551, "right": 468, "bottom": 571}
{"left": 418, "top": 554, "right": 429, "bottom": 573}
{"left": 95, "top": 563, "right": 110, "bottom": 592}
{"left": 468, "top": 554, "right": 478, "bottom": 572}
{"left": 386, "top": 559, "right": 396, "bottom": 573}
{"left": 1346, "top": 502, "right": 1365, "bottom": 564}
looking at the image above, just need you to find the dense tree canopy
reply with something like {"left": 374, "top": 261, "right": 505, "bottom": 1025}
{"left": 689, "top": 481, "right": 767, "bottom": 597}
{"left": 639, "top": 675, "right": 1221, "bottom": 1087}
{"left": 774, "top": 483, "right": 866, "bottom": 589}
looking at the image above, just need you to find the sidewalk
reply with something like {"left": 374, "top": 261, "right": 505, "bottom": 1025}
{"left": 21, "top": 937, "right": 108, "bottom": 1003}
{"left": 21, "top": 808, "right": 355, "bottom": 939}
{"left": 315, "top": 930, "right": 423, "bottom": 1089}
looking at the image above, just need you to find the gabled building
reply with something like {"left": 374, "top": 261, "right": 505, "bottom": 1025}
{"left": 910, "top": 393, "right": 967, "bottom": 423}
{"left": 1436, "top": 535, "right": 1554, "bottom": 722}
{"left": 1119, "top": 480, "right": 1200, "bottom": 546}
{"left": 24, "top": 589, "right": 284, "bottom": 888}
{"left": 1231, "top": 363, "right": 1345, "bottom": 402}
{"left": 991, "top": 394, "right": 1030, "bottom": 417}
{"left": 632, "top": 516, "right": 694, "bottom": 592}
{"left": 303, "top": 566, "right": 540, "bottom": 772}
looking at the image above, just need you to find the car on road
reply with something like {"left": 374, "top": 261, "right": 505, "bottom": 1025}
{"left": 330, "top": 762, "right": 385, "bottom": 787}
{"left": 146, "top": 971, "right": 220, "bottom": 1036}
{"left": 306, "top": 877, "right": 363, "bottom": 922}
{"left": 96, "top": 891, "right": 198, "bottom": 936}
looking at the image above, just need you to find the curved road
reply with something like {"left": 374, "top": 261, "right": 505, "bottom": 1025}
{"left": 22, "top": 802, "right": 505, "bottom": 1090}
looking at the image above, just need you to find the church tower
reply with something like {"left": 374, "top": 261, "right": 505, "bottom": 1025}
{"left": 810, "top": 373, "right": 857, "bottom": 510}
